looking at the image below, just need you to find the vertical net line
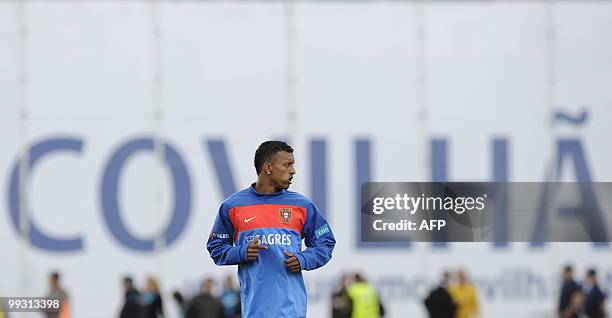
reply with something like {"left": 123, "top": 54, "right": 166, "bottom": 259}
{"left": 416, "top": 0, "right": 428, "bottom": 183}
{"left": 545, "top": 0, "right": 559, "bottom": 283}
{"left": 17, "top": 0, "right": 31, "bottom": 308}
{"left": 151, "top": 0, "right": 167, "bottom": 287}
{"left": 284, "top": 0, "right": 298, "bottom": 145}
{"left": 415, "top": 0, "right": 432, "bottom": 286}
{"left": 284, "top": 0, "right": 305, "bottom": 198}
{"left": 544, "top": 0, "right": 557, "bottom": 182}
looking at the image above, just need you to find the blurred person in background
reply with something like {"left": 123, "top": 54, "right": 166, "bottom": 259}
{"left": 0, "top": 291, "right": 7, "bottom": 318}
{"left": 45, "top": 271, "right": 70, "bottom": 318}
{"left": 449, "top": 269, "right": 479, "bottom": 318}
{"left": 347, "top": 273, "right": 385, "bottom": 318}
{"left": 558, "top": 265, "right": 583, "bottom": 318}
{"left": 424, "top": 271, "right": 457, "bottom": 318}
{"left": 0, "top": 281, "right": 7, "bottom": 317}
{"left": 331, "top": 274, "right": 353, "bottom": 318}
{"left": 173, "top": 291, "right": 188, "bottom": 318}
{"left": 584, "top": 269, "right": 606, "bottom": 318}
{"left": 120, "top": 276, "right": 143, "bottom": 318}
{"left": 563, "top": 293, "right": 584, "bottom": 318}
{"left": 142, "top": 276, "right": 163, "bottom": 318}
{"left": 185, "top": 278, "right": 224, "bottom": 318}
{"left": 220, "top": 276, "right": 241, "bottom": 318}
{"left": 0, "top": 302, "right": 7, "bottom": 318}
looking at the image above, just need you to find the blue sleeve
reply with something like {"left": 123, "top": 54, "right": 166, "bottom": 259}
{"left": 295, "top": 202, "right": 336, "bottom": 271}
{"left": 206, "top": 203, "right": 248, "bottom": 265}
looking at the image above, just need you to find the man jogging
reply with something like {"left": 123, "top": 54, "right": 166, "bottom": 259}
{"left": 207, "top": 140, "right": 336, "bottom": 318}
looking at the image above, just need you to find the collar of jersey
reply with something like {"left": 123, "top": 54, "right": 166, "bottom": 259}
{"left": 249, "top": 182, "right": 286, "bottom": 197}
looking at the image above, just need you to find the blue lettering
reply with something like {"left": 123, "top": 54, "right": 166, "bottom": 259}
{"left": 431, "top": 138, "right": 448, "bottom": 248}
{"left": 8, "top": 137, "right": 84, "bottom": 251}
{"left": 311, "top": 139, "right": 327, "bottom": 217}
{"left": 531, "top": 139, "right": 608, "bottom": 247}
{"left": 493, "top": 138, "right": 509, "bottom": 247}
{"left": 206, "top": 139, "right": 237, "bottom": 198}
{"left": 101, "top": 137, "right": 191, "bottom": 251}
{"left": 356, "top": 139, "right": 410, "bottom": 249}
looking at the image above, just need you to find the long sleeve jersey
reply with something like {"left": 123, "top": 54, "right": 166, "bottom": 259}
{"left": 207, "top": 184, "right": 336, "bottom": 318}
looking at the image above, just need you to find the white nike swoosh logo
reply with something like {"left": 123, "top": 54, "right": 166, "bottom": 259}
{"left": 244, "top": 217, "right": 256, "bottom": 223}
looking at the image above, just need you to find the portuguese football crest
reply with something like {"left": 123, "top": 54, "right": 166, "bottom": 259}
{"left": 279, "top": 208, "right": 292, "bottom": 223}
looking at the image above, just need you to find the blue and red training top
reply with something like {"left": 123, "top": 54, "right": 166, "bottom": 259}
{"left": 206, "top": 183, "right": 336, "bottom": 318}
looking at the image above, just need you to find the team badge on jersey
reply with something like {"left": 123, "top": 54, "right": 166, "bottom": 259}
{"left": 279, "top": 208, "right": 292, "bottom": 223}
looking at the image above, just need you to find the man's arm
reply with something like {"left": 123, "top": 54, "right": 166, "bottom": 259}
{"left": 294, "top": 202, "right": 336, "bottom": 271}
{"left": 207, "top": 204, "right": 247, "bottom": 265}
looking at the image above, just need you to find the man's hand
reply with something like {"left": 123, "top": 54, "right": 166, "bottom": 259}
{"left": 247, "top": 237, "right": 268, "bottom": 261}
{"left": 284, "top": 250, "right": 301, "bottom": 272}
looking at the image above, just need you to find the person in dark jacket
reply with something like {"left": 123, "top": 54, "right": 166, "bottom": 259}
{"left": 220, "top": 276, "right": 241, "bottom": 318}
{"left": 45, "top": 272, "right": 70, "bottom": 318}
{"left": 424, "top": 272, "right": 457, "bottom": 318}
{"left": 558, "top": 265, "right": 582, "bottom": 318}
{"left": 332, "top": 274, "right": 353, "bottom": 318}
{"left": 185, "top": 278, "right": 224, "bottom": 318}
{"left": 173, "top": 291, "right": 188, "bottom": 318}
{"left": 584, "top": 269, "right": 606, "bottom": 318}
{"left": 142, "top": 276, "right": 163, "bottom": 318}
{"left": 120, "top": 276, "right": 143, "bottom": 318}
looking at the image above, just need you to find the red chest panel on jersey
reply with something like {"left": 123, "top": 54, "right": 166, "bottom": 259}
{"left": 229, "top": 204, "right": 306, "bottom": 240}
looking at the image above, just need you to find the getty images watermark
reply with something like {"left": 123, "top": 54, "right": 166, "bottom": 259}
{"left": 369, "top": 187, "right": 487, "bottom": 233}
{"left": 370, "top": 193, "right": 488, "bottom": 232}
{"left": 361, "top": 182, "right": 612, "bottom": 243}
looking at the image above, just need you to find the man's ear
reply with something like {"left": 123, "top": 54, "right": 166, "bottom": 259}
{"left": 264, "top": 162, "right": 272, "bottom": 175}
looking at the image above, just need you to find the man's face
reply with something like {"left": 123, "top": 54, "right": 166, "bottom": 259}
{"left": 224, "top": 276, "right": 234, "bottom": 289}
{"left": 587, "top": 275, "right": 596, "bottom": 285}
{"left": 204, "top": 280, "right": 215, "bottom": 294}
{"left": 458, "top": 270, "right": 467, "bottom": 284}
{"left": 268, "top": 151, "right": 296, "bottom": 190}
{"left": 124, "top": 280, "right": 133, "bottom": 289}
{"left": 50, "top": 276, "right": 58, "bottom": 288}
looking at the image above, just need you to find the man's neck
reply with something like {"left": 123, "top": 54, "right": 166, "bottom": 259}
{"left": 254, "top": 179, "right": 278, "bottom": 193}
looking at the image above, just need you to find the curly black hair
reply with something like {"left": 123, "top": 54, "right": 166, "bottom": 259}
{"left": 254, "top": 141, "right": 294, "bottom": 175}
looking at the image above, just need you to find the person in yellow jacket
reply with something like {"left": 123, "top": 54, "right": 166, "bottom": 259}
{"left": 449, "top": 270, "right": 480, "bottom": 318}
{"left": 347, "top": 273, "right": 385, "bottom": 318}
